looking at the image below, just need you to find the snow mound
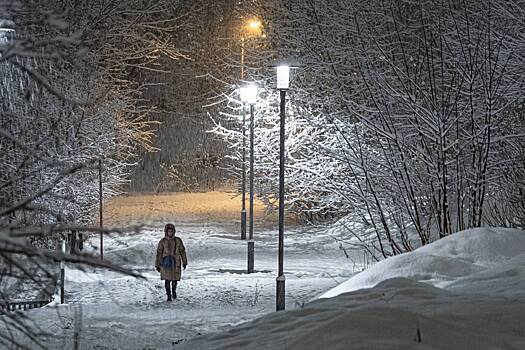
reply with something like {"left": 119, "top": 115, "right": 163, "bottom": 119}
{"left": 178, "top": 278, "right": 525, "bottom": 350}
{"left": 320, "top": 227, "right": 525, "bottom": 298}
{"left": 177, "top": 227, "right": 525, "bottom": 350}
{"left": 415, "top": 227, "right": 525, "bottom": 265}
{"left": 447, "top": 252, "right": 525, "bottom": 295}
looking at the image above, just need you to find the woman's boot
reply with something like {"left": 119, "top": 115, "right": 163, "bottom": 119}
{"left": 165, "top": 280, "right": 172, "bottom": 301}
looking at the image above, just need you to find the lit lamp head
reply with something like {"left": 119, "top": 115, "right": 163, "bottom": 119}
{"left": 276, "top": 66, "right": 290, "bottom": 90}
{"left": 244, "top": 18, "right": 263, "bottom": 37}
{"left": 239, "top": 83, "right": 258, "bottom": 105}
{"left": 247, "top": 19, "right": 261, "bottom": 30}
{"left": 271, "top": 60, "right": 300, "bottom": 90}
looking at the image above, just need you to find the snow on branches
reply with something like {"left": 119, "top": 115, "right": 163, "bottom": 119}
{"left": 211, "top": 0, "right": 525, "bottom": 259}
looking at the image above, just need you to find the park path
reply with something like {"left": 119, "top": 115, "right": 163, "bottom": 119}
{"left": 21, "top": 193, "right": 359, "bottom": 349}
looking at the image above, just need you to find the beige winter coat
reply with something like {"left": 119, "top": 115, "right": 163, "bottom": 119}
{"left": 155, "top": 235, "right": 187, "bottom": 281}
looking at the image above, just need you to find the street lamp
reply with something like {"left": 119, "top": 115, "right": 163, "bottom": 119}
{"left": 240, "top": 83, "right": 258, "bottom": 274}
{"left": 239, "top": 18, "right": 263, "bottom": 241}
{"left": 241, "top": 19, "right": 263, "bottom": 80}
{"left": 272, "top": 61, "right": 299, "bottom": 311}
{"left": 240, "top": 103, "right": 247, "bottom": 241}
{"left": 99, "top": 158, "right": 104, "bottom": 260}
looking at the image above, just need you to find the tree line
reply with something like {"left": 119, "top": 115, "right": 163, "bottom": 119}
{"left": 212, "top": 0, "right": 525, "bottom": 259}
{"left": 0, "top": 1, "right": 189, "bottom": 347}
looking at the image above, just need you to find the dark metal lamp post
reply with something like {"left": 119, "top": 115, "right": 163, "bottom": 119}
{"left": 98, "top": 158, "right": 104, "bottom": 260}
{"left": 241, "top": 104, "right": 247, "bottom": 241}
{"left": 273, "top": 62, "right": 298, "bottom": 311}
{"left": 240, "top": 18, "right": 263, "bottom": 241}
{"left": 240, "top": 83, "right": 258, "bottom": 274}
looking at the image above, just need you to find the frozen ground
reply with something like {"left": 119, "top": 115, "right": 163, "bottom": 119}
{"left": 180, "top": 227, "right": 525, "bottom": 350}
{"left": 10, "top": 220, "right": 357, "bottom": 349}
{"left": 5, "top": 214, "right": 524, "bottom": 350}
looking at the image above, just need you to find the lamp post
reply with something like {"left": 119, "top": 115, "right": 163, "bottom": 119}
{"left": 240, "top": 83, "right": 258, "bottom": 274}
{"left": 60, "top": 239, "right": 66, "bottom": 304}
{"left": 239, "top": 19, "right": 262, "bottom": 241}
{"left": 241, "top": 103, "right": 247, "bottom": 241}
{"left": 273, "top": 63, "right": 297, "bottom": 311}
{"left": 99, "top": 158, "right": 104, "bottom": 260}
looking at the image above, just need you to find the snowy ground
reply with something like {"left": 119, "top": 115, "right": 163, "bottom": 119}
{"left": 8, "top": 220, "right": 357, "bottom": 349}
{"left": 4, "top": 220, "right": 524, "bottom": 349}
{"left": 179, "top": 227, "right": 525, "bottom": 350}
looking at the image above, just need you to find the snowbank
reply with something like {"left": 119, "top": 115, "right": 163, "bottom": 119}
{"left": 320, "top": 227, "right": 525, "bottom": 298}
{"left": 178, "top": 227, "right": 525, "bottom": 350}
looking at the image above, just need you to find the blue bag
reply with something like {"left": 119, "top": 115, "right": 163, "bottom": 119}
{"left": 161, "top": 256, "right": 176, "bottom": 269}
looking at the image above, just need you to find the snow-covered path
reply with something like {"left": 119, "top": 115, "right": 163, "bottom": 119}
{"left": 25, "top": 220, "right": 356, "bottom": 349}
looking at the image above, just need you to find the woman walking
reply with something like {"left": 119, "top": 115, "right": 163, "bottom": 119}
{"left": 155, "top": 223, "right": 188, "bottom": 301}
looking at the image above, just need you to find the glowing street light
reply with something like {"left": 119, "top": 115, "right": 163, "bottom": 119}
{"left": 240, "top": 83, "right": 258, "bottom": 105}
{"left": 241, "top": 18, "right": 264, "bottom": 80}
{"left": 240, "top": 83, "right": 258, "bottom": 274}
{"left": 248, "top": 20, "right": 260, "bottom": 29}
{"left": 271, "top": 61, "right": 299, "bottom": 311}
{"left": 245, "top": 18, "right": 263, "bottom": 37}
{"left": 239, "top": 18, "right": 263, "bottom": 241}
{"left": 276, "top": 66, "right": 290, "bottom": 89}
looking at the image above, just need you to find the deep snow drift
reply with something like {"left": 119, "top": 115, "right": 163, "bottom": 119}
{"left": 179, "top": 227, "right": 525, "bottom": 350}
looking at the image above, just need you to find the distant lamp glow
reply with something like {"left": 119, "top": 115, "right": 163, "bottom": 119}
{"left": 276, "top": 66, "right": 290, "bottom": 90}
{"left": 238, "top": 17, "right": 263, "bottom": 243}
{"left": 248, "top": 20, "right": 261, "bottom": 30}
{"left": 245, "top": 19, "right": 262, "bottom": 36}
{"left": 240, "top": 83, "right": 258, "bottom": 105}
